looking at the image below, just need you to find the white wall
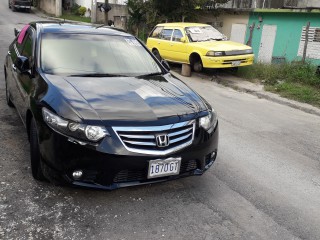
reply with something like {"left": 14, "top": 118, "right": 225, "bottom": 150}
{"left": 75, "top": 0, "right": 126, "bottom": 10}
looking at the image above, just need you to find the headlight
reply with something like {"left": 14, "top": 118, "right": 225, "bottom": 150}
{"left": 42, "top": 108, "right": 109, "bottom": 142}
{"left": 245, "top": 49, "right": 253, "bottom": 54}
{"left": 206, "top": 51, "right": 224, "bottom": 57}
{"left": 199, "top": 110, "right": 218, "bottom": 132}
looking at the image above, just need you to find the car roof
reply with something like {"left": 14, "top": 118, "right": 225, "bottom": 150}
{"left": 155, "top": 22, "right": 210, "bottom": 28}
{"left": 29, "top": 21, "right": 131, "bottom": 36}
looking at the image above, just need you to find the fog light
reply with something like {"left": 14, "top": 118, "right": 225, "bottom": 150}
{"left": 72, "top": 170, "right": 83, "bottom": 180}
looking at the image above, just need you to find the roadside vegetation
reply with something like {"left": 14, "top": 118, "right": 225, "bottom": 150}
{"left": 60, "top": 3, "right": 91, "bottom": 23}
{"left": 236, "top": 62, "right": 320, "bottom": 107}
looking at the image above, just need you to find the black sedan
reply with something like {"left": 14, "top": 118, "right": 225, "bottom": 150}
{"left": 4, "top": 22, "right": 219, "bottom": 190}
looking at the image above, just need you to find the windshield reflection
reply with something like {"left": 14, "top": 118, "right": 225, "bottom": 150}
{"left": 186, "top": 26, "right": 225, "bottom": 42}
{"left": 40, "top": 33, "right": 162, "bottom": 76}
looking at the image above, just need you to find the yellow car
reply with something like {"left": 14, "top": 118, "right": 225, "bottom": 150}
{"left": 146, "top": 22, "right": 254, "bottom": 72}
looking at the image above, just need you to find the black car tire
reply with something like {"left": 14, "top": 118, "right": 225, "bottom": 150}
{"left": 5, "top": 77, "right": 14, "bottom": 108}
{"left": 193, "top": 60, "right": 203, "bottom": 72}
{"left": 152, "top": 49, "right": 162, "bottom": 61}
{"left": 30, "top": 118, "right": 46, "bottom": 181}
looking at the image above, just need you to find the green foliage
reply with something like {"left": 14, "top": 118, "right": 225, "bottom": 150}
{"left": 266, "top": 83, "right": 320, "bottom": 107}
{"left": 237, "top": 62, "right": 320, "bottom": 107}
{"left": 237, "top": 62, "right": 320, "bottom": 88}
{"left": 78, "top": 6, "right": 87, "bottom": 16}
{"left": 71, "top": 3, "right": 81, "bottom": 15}
{"left": 127, "top": 0, "right": 217, "bottom": 36}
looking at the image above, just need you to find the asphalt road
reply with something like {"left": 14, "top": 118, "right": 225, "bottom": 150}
{"left": 1, "top": 3, "right": 320, "bottom": 240}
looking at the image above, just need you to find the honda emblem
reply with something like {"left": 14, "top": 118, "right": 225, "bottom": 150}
{"left": 155, "top": 134, "right": 170, "bottom": 147}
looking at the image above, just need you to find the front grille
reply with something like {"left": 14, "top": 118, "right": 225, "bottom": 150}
{"left": 113, "top": 120, "right": 195, "bottom": 155}
{"left": 113, "top": 159, "right": 198, "bottom": 183}
{"left": 225, "top": 50, "right": 252, "bottom": 56}
{"left": 223, "top": 59, "right": 248, "bottom": 65}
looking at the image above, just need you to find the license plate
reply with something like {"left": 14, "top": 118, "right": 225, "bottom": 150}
{"left": 232, "top": 61, "right": 241, "bottom": 66}
{"left": 147, "top": 157, "right": 181, "bottom": 179}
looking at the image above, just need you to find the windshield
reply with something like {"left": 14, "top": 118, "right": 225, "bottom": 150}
{"left": 40, "top": 33, "right": 162, "bottom": 76}
{"left": 185, "top": 26, "right": 224, "bottom": 42}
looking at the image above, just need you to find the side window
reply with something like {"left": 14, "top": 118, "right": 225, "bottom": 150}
{"left": 150, "top": 27, "right": 164, "bottom": 39}
{"left": 160, "top": 29, "right": 173, "bottom": 41}
{"left": 172, "top": 29, "right": 184, "bottom": 42}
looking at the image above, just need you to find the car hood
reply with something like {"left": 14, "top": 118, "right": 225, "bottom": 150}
{"left": 43, "top": 73, "right": 207, "bottom": 125}
{"left": 190, "top": 40, "right": 251, "bottom": 51}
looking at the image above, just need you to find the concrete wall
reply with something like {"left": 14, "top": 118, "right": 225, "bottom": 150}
{"left": 96, "top": 3, "right": 128, "bottom": 29}
{"left": 198, "top": 12, "right": 249, "bottom": 38}
{"left": 39, "top": 0, "right": 56, "bottom": 15}
{"left": 247, "top": 11, "right": 320, "bottom": 64}
{"left": 298, "top": 0, "right": 320, "bottom": 8}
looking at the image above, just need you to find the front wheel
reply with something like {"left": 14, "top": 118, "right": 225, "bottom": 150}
{"left": 193, "top": 60, "right": 203, "bottom": 72}
{"left": 30, "top": 118, "right": 46, "bottom": 181}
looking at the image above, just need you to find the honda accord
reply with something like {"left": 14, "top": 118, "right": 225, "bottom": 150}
{"left": 4, "top": 22, "right": 219, "bottom": 189}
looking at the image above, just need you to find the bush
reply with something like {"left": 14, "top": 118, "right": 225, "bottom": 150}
{"left": 237, "top": 62, "right": 320, "bottom": 88}
{"left": 71, "top": 3, "right": 81, "bottom": 15}
{"left": 78, "top": 6, "right": 87, "bottom": 16}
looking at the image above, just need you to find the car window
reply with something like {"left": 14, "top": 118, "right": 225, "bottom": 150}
{"left": 172, "top": 29, "right": 184, "bottom": 42}
{"left": 160, "top": 29, "right": 173, "bottom": 41}
{"left": 150, "top": 26, "right": 163, "bottom": 39}
{"left": 40, "top": 33, "right": 162, "bottom": 76}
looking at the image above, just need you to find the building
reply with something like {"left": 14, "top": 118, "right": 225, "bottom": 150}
{"left": 199, "top": 0, "right": 320, "bottom": 65}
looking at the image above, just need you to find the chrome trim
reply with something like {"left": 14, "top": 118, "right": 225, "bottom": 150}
{"left": 169, "top": 133, "right": 192, "bottom": 144}
{"left": 123, "top": 140, "right": 156, "bottom": 146}
{"left": 168, "top": 127, "right": 192, "bottom": 137}
{"left": 113, "top": 120, "right": 195, "bottom": 156}
{"left": 119, "top": 134, "right": 154, "bottom": 139}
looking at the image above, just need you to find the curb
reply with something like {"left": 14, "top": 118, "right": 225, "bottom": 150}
{"left": 233, "top": 86, "right": 320, "bottom": 117}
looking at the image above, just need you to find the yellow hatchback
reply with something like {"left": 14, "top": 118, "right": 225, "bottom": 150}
{"left": 146, "top": 22, "right": 254, "bottom": 72}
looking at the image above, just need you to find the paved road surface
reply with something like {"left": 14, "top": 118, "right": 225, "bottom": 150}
{"left": 0, "top": 2, "right": 320, "bottom": 239}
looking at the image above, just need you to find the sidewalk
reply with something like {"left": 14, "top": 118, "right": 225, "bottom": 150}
{"left": 171, "top": 69, "right": 320, "bottom": 117}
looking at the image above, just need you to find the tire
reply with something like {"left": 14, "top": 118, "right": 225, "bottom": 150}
{"left": 152, "top": 49, "right": 162, "bottom": 61}
{"left": 193, "top": 60, "right": 203, "bottom": 72}
{"left": 30, "top": 118, "right": 46, "bottom": 181}
{"left": 5, "top": 76, "right": 14, "bottom": 108}
{"left": 190, "top": 54, "right": 203, "bottom": 72}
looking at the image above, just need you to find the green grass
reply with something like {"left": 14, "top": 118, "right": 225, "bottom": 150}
{"left": 60, "top": 14, "right": 91, "bottom": 23}
{"left": 237, "top": 62, "right": 320, "bottom": 107}
{"left": 266, "top": 83, "right": 320, "bottom": 107}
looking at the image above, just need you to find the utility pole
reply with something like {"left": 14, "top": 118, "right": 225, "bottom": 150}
{"left": 302, "top": 22, "right": 310, "bottom": 63}
{"left": 105, "top": 0, "right": 109, "bottom": 24}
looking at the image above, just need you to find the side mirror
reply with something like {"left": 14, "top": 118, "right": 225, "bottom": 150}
{"left": 161, "top": 60, "right": 170, "bottom": 71}
{"left": 15, "top": 56, "right": 30, "bottom": 73}
{"left": 180, "top": 37, "right": 186, "bottom": 43}
{"left": 14, "top": 28, "right": 20, "bottom": 37}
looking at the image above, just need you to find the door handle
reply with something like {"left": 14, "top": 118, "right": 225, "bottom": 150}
{"left": 12, "top": 64, "right": 17, "bottom": 72}
{"left": 158, "top": 42, "right": 160, "bottom": 44}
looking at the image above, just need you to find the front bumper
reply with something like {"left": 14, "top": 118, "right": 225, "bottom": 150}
{"left": 38, "top": 121, "right": 219, "bottom": 190}
{"left": 202, "top": 54, "right": 254, "bottom": 68}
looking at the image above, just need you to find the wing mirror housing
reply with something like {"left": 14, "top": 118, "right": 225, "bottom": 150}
{"left": 161, "top": 60, "right": 170, "bottom": 72}
{"left": 180, "top": 37, "right": 186, "bottom": 43}
{"left": 15, "top": 56, "right": 30, "bottom": 74}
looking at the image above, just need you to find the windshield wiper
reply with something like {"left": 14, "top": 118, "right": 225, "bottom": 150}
{"left": 68, "top": 73, "right": 127, "bottom": 77}
{"left": 137, "top": 72, "right": 162, "bottom": 78}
